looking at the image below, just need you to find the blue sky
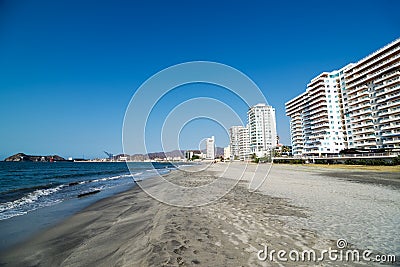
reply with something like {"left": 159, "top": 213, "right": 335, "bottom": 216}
{"left": 0, "top": 0, "right": 399, "bottom": 159}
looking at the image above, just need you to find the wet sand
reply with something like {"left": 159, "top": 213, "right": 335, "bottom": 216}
{"left": 1, "top": 163, "right": 399, "bottom": 266}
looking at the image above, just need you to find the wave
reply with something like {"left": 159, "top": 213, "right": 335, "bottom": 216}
{"left": 0, "top": 167, "right": 167, "bottom": 220}
{"left": 76, "top": 174, "right": 133, "bottom": 184}
{"left": 0, "top": 184, "right": 65, "bottom": 213}
{"left": 46, "top": 170, "right": 127, "bottom": 180}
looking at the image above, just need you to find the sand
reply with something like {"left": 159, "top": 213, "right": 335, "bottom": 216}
{"left": 1, "top": 162, "right": 399, "bottom": 266}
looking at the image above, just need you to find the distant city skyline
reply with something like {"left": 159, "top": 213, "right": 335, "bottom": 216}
{"left": 0, "top": 0, "right": 399, "bottom": 159}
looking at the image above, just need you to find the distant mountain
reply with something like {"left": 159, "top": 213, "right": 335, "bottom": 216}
{"left": 4, "top": 153, "right": 66, "bottom": 162}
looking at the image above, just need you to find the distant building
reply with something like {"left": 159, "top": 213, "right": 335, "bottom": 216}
{"left": 185, "top": 151, "right": 194, "bottom": 160}
{"left": 223, "top": 146, "right": 230, "bottom": 160}
{"left": 247, "top": 103, "right": 277, "bottom": 158}
{"left": 238, "top": 125, "right": 250, "bottom": 160}
{"left": 206, "top": 136, "right": 215, "bottom": 160}
{"left": 229, "top": 126, "right": 241, "bottom": 159}
{"left": 119, "top": 156, "right": 128, "bottom": 161}
{"left": 229, "top": 125, "right": 250, "bottom": 160}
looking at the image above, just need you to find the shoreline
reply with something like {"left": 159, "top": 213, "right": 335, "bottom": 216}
{"left": 0, "top": 181, "right": 137, "bottom": 252}
{"left": 1, "top": 163, "right": 399, "bottom": 266}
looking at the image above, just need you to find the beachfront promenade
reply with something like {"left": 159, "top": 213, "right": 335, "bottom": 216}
{"left": 1, "top": 163, "right": 399, "bottom": 266}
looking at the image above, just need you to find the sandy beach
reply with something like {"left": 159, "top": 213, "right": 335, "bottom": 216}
{"left": 1, "top": 162, "right": 399, "bottom": 266}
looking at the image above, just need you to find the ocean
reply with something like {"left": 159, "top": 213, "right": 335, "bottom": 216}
{"left": 0, "top": 161, "right": 184, "bottom": 250}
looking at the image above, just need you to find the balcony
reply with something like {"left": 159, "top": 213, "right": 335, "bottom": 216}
{"left": 346, "top": 61, "right": 400, "bottom": 90}
{"left": 379, "top": 114, "right": 400, "bottom": 124}
{"left": 374, "top": 76, "right": 400, "bottom": 90}
{"left": 348, "top": 96, "right": 370, "bottom": 106}
{"left": 346, "top": 53, "right": 400, "bottom": 85}
{"left": 307, "top": 97, "right": 326, "bottom": 107}
{"left": 352, "top": 127, "right": 375, "bottom": 134}
{"left": 308, "top": 92, "right": 326, "bottom": 103}
{"left": 387, "top": 108, "right": 400, "bottom": 116}
{"left": 347, "top": 88, "right": 368, "bottom": 101}
{"left": 381, "top": 123, "right": 400, "bottom": 131}
{"left": 310, "top": 111, "right": 329, "bottom": 121}
{"left": 374, "top": 70, "right": 399, "bottom": 84}
{"left": 377, "top": 91, "right": 400, "bottom": 104}
{"left": 382, "top": 131, "right": 400, "bottom": 137}
{"left": 349, "top": 102, "right": 372, "bottom": 112}
{"left": 353, "top": 134, "right": 376, "bottom": 141}
{"left": 351, "top": 45, "right": 400, "bottom": 75}
{"left": 352, "top": 121, "right": 374, "bottom": 129}
{"left": 356, "top": 108, "right": 372, "bottom": 116}
{"left": 352, "top": 115, "right": 372, "bottom": 124}
{"left": 384, "top": 99, "right": 400, "bottom": 109}
{"left": 376, "top": 83, "right": 400, "bottom": 98}
{"left": 309, "top": 106, "right": 328, "bottom": 116}
{"left": 383, "top": 138, "right": 400, "bottom": 145}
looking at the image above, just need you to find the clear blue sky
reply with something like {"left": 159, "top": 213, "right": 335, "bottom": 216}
{"left": 0, "top": 0, "right": 399, "bottom": 159}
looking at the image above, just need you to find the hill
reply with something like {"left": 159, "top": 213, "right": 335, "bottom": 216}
{"left": 4, "top": 153, "right": 66, "bottom": 162}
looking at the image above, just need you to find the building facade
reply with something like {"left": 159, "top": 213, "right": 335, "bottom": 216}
{"left": 223, "top": 146, "right": 230, "bottom": 160}
{"left": 286, "top": 69, "right": 348, "bottom": 156}
{"left": 247, "top": 104, "right": 277, "bottom": 158}
{"left": 286, "top": 38, "right": 400, "bottom": 156}
{"left": 229, "top": 125, "right": 250, "bottom": 160}
{"left": 229, "top": 126, "right": 241, "bottom": 159}
{"left": 342, "top": 38, "right": 400, "bottom": 150}
{"left": 206, "top": 136, "right": 215, "bottom": 160}
{"left": 285, "top": 92, "right": 306, "bottom": 156}
{"left": 238, "top": 124, "right": 250, "bottom": 160}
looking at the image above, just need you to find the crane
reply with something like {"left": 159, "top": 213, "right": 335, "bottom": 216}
{"left": 103, "top": 151, "right": 113, "bottom": 161}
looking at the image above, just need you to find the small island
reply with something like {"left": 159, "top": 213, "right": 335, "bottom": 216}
{"left": 4, "top": 153, "right": 66, "bottom": 162}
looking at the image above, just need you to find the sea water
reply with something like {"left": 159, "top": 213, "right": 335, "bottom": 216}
{"left": 0, "top": 161, "right": 186, "bottom": 250}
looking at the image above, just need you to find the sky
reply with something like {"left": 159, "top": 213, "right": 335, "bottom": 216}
{"left": 0, "top": 0, "right": 399, "bottom": 159}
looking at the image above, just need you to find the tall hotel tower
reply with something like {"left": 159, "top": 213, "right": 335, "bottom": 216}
{"left": 229, "top": 125, "right": 250, "bottom": 160}
{"left": 343, "top": 39, "right": 400, "bottom": 150}
{"left": 206, "top": 136, "right": 215, "bottom": 160}
{"left": 286, "top": 38, "right": 400, "bottom": 156}
{"left": 285, "top": 68, "right": 348, "bottom": 156}
{"left": 247, "top": 104, "right": 277, "bottom": 158}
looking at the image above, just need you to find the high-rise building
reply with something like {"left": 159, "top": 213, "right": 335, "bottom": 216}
{"left": 229, "top": 126, "right": 241, "bottom": 159}
{"left": 286, "top": 68, "right": 348, "bottom": 156}
{"left": 223, "top": 146, "right": 230, "bottom": 160}
{"left": 229, "top": 125, "right": 250, "bottom": 160}
{"left": 285, "top": 92, "right": 306, "bottom": 156}
{"left": 286, "top": 38, "right": 400, "bottom": 156}
{"left": 238, "top": 124, "right": 250, "bottom": 160}
{"left": 247, "top": 104, "right": 277, "bottom": 158}
{"left": 342, "top": 38, "right": 400, "bottom": 150}
{"left": 206, "top": 136, "right": 215, "bottom": 160}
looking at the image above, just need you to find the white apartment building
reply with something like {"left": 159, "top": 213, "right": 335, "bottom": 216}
{"left": 229, "top": 126, "right": 241, "bottom": 159}
{"left": 342, "top": 38, "right": 400, "bottom": 150}
{"left": 247, "top": 104, "right": 277, "bottom": 158}
{"left": 285, "top": 92, "right": 306, "bottom": 156}
{"left": 286, "top": 38, "right": 400, "bottom": 156}
{"left": 286, "top": 69, "right": 347, "bottom": 156}
{"left": 238, "top": 125, "right": 250, "bottom": 160}
{"left": 223, "top": 146, "right": 230, "bottom": 160}
{"left": 206, "top": 136, "right": 215, "bottom": 160}
{"left": 229, "top": 125, "right": 250, "bottom": 160}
